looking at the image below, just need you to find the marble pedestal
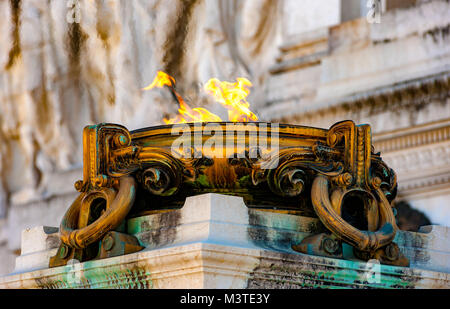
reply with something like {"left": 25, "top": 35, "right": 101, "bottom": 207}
{"left": 0, "top": 194, "right": 449, "bottom": 289}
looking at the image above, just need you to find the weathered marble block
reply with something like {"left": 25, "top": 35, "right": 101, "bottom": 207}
{"left": 13, "top": 226, "right": 60, "bottom": 273}
{"left": 0, "top": 193, "right": 449, "bottom": 289}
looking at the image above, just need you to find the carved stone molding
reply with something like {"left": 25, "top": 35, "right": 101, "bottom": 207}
{"left": 270, "top": 71, "right": 450, "bottom": 124}
{"left": 382, "top": 143, "right": 450, "bottom": 196}
{"left": 373, "top": 120, "right": 450, "bottom": 196}
{"left": 373, "top": 120, "right": 450, "bottom": 153}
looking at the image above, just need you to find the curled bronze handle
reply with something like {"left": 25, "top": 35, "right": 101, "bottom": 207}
{"left": 311, "top": 175, "right": 396, "bottom": 252}
{"left": 60, "top": 176, "right": 136, "bottom": 249}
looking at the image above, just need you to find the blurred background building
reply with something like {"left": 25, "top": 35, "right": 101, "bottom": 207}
{"left": 0, "top": 0, "right": 448, "bottom": 275}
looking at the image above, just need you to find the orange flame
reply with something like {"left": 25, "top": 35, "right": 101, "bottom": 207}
{"left": 143, "top": 71, "right": 258, "bottom": 124}
{"left": 142, "top": 71, "right": 222, "bottom": 124}
{"left": 204, "top": 77, "right": 258, "bottom": 122}
{"left": 142, "top": 70, "right": 176, "bottom": 90}
{"left": 163, "top": 101, "right": 222, "bottom": 124}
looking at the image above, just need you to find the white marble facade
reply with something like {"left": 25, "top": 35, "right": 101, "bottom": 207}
{"left": 0, "top": 0, "right": 448, "bottom": 276}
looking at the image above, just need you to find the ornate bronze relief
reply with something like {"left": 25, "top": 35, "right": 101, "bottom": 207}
{"left": 49, "top": 121, "right": 409, "bottom": 268}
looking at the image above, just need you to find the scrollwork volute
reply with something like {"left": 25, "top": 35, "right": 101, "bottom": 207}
{"left": 266, "top": 165, "right": 306, "bottom": 197}
{"left": 50, "top": 124, "right": 142, "bottom": 267}
{"left": 292, "top": 120, "right": 408, "bottom": 266}
{"left": 137, "top": 155, "right": 183, "bottom": 197}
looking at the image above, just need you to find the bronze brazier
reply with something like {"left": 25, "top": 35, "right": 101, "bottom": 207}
{"left": 49, "top": 120, "right": 409, "bottom": 268}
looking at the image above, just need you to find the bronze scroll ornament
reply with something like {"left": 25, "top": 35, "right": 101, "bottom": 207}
{"left": 50, "top": 121, "right": 408, "bottom": 267}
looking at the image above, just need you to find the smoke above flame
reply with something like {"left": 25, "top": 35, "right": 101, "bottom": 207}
{"left": 142, "top": 71, "right": 258, "bottom": 124}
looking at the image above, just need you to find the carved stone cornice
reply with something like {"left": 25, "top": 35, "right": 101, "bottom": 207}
{"left": 373, "top": 119, "right": 450, "bottom": 153}
{"left": 338, "top": 71, "right": 450, "bottom": 115}
{"left": 269, "top": 28, "right": 329, "bottom": 74}
{"left": 274, "top": 71, "right": 450, "bottom": 124}
{"left": 380, "top": 140, "right": 450, "bottom": 197}
{"left": 373, "top": 119, "right": 450, "bottom": 197}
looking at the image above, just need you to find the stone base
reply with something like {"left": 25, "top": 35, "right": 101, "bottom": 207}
{"left": 0, "top": 194, "right": 449, "bottom": 289}
{"left": 1, "top": 242, "right": 450, "bottom": 289}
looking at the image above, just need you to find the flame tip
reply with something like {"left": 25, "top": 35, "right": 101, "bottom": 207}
{"left": 146, "top": 71, "right": 258, "bottom": 124}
